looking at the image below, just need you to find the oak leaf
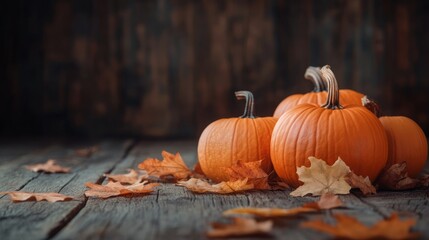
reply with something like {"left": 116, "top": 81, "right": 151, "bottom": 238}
{"left": 346, "top": 172, "right": 377, "bottom": 195}
{"left": 104, "top": 169, "right": 148, "bottom": 185}
{"left": 25, "top": 159, "right": 71, "bottom": 173}
{"left": 224, "top": 160, "right": 270, "bottom": 190}
{"left": 138, "top": 151, "right": 192, "bottom": 180}
{"left": 290, "top": 157, "right": 351, "bottom": 197}
{"left": 75, "top": 146, "right": 99, "bottom": 157}
{"left": 177, "top": 178, "right": 253, "bottom": 194}
{"left": 0, "top": 191, "right": 73, "bottom": 202}
{"left": 85, "top": 181, "right": 159, "bottom": 199}
{"left": 377, "top": 162, "right": 420, "bottom": 190}
{"left": 207, "top": 217, "right": 273, "bottom": 238}
{"left": 302, "top": 213, "right": 419, "bottom": 239}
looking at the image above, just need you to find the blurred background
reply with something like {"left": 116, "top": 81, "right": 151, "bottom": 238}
{"left": 1, "top": 0, "right": 428, "bottom": 139}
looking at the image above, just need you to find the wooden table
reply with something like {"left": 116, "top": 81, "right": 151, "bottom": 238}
{"left": 1, "top": 139, "right": 428, "bottom": 239}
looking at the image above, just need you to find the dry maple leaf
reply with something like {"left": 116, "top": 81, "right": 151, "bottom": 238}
{"left": 223, "top": 160, "right": 270, "bottom": 190}
{"left": 177, "top": 178, "right": 253, "bottom": 194}
{"left": 302, "top": 192, "right": 344, "bottom": 210}
{"left": 207, "top": 217, "right": 273, "bottom": 238}
{"left": 346, "top": 172, "right": 377, "bottom": 195}
{"left": 104, "top": 169, "right": 148, "bottom": 185}
{"left": 302, "top": 213, "right": 419, "bottom": 239}
{"left": 377, "top": 162, "right": 420, "bottom": 190}
{"left": 290, "top": 157, "right": 351, "bottom": 197}
{"left": 85, "top": 181, "right": 159, "bottom": 199}
{"left": 223, "top": 206, "right": 316, "bottom": 218}
{"left": 0, "top": 191, "right": 74, "bottom": 202}
{"left": 75, "top": 145, "right": 99, "bottom": 157}
{"left": 138, "top": 151, "right": 192, "bottom": 180}
{"left": 25, "top": 159, "right": 71, "bottom": 173}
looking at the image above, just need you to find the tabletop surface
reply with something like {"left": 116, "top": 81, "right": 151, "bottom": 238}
{"left": 0, "top": 139, "right": 428, "bottom": 240}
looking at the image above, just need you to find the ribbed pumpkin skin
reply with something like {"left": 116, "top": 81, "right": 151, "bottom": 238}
{"left": 198, "top": 117, "right": 277, "bottom": 182}
{"left": 273, "top": 90, "right": 364, "bottom": 118}
{"left": 271, "top": 104, "right": 388, "bottom": 187}
{"left": 380, "top": 116, "right": 428, "bottom": 177}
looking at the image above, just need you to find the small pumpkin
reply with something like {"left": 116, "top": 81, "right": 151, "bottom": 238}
{"left": 198, "top": 91, "right": 277, "bottom": 182}
{"left": 271, "top": 65, "right": 388, "bottom": 188}
{"left": 362, "top": 97, "right": 428, "bottom": 177}
{"left": 273, "top": 66, "right": 364, "bottom": 118}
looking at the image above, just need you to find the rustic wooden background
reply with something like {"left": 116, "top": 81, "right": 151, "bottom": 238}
{"left": 1, "top": 0, "right": 428, "bottom": 138}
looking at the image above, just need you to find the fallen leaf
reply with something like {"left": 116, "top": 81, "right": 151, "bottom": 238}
{"left": 85, "top": 181, "right": 159, "bottom": 199}
{"left": 138, "top": 151, "right": 192, "bottom": 180}
{"left": 190, "top": 162, "right": 209, "bottom": 180}
{"left": 207, "top": 217, "right": 273, "bottom": 238}
{"left": 346, "top": 172, "right": 377, "bottom": 195}
{"left": 177, "top": 178, "right": 253, "bottom": 194}
{"left": 223, "top": 206, "right": 316, "bottom": 217}
{"left": 362, "top": 95, "right": 382, "bottom": 117}
{"left": 75, "top": 146, "right": 99, "bottom": 157}
{"left": 377, "top": 162, "right": 420, "bottom": 190}
{"left": 25, "top": 159, "right": 71, "bottom": 173}
{"left": 302, "top": 192, "right": 344, "bottom": 210}
{"left": 302, "top": 213, "right": 419, "bottom": 239}
{"left": 290, "top": 157, "right": 351, "bottom": 197}
{"left": 104, "top": 169, "right": 148, "bottom": 185}
{"left": 224, "top": 160, "right": 270, "bottom": 190}
{"left": 268, "top": 173, "right": 290, "bottom": 190}
{"left": 0, "top": 191, "right": 74, "bottom": 202}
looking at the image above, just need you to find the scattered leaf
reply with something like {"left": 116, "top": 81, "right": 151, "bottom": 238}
{"left": 75, "top": 146, "right": 99, "bottom": 157}
{"left": 177, "top": 178, "right": 253, "bottom": 194}
{"left": 223, "top": 206, "right": 316, "bottom": 218}
{"left": 224, "top": 160, "right": 270, "bottom": 190}
{"left": 290, "top": 157, "right": 351, "bottom": 197}
{"left": 302, "top": 213, "right": 419, "bottom": 239}
{"left": 25, "top": 159, "right": 71, "bottom": 173}
{"left": 191, "top": 162, "right": 208, "bottom": 180}
{"left": 104, "top": 169, "right": 149, "bottom": 185}
{"left": 0, "top": 191, "right": 73, "bottom": 202}
{"left": 346, "top": 172, "right": 377, "bottom": 195}
{"left": 85, "top": 181, "right": 159, "bottom": 199}
{"left": 138, "top": 151, "right": 192, "bottom": 180}
{"left": 377, "top": 162, "right": 420, "bottom": 190}
{"left": 302, "top": 193, "right": 344, "bottom": 210}
{"left": 207, "top": 217, "right": 273, "bottom": 238}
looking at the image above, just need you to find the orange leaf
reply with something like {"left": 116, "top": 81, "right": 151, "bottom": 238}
{"left": 302, "top": 193, "right": 343, "bottom": 210}
{"left": 223, "top": 206, "right": 316, "bottom": 218}
{"left": 224, "top": 160, "right": 270, "bottom": 190}
{"left": 104, "top": 169, "right": 148, "bottom": 185}
{"left": 25, "top": 159, "right": 71, "bottom": 173}
{"left": 346, "top": 172, "right": 377, "bottom": 195}
{"left": 377, "top": 162, "right": 420, "bottom": 190}
{"left": 0, "top": 191, "right": 73, "bottom": 202}
{"left": 138, "top": 151, "right": 192, "bottom": 180}
{"left": 207, "top": 217, "right": 273, "bottom": 238}
{"left": 75, "top": 145, "right": 99, "bottom": 157}
{"left": 302, "top": 213, "right": 419, "bottom": 240}
{"left": 177, "top": 178, "right": 253, "bottom": 194}
{"left": 84, "top": 181, "right": 159, "bottom": 199}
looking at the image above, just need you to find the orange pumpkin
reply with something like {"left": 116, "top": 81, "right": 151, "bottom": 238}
{"left": 271, "top": 65, "right": 388, "bottom": 188}
{"left": 198, "top": 91, "right": 277, "bottom": 182}
{"left": 273, "top": 66, "right": 364, "bottom": 118}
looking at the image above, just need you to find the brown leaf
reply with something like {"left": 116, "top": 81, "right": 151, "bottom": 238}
{"left": 290, "top": 157, "right": 351, "bottom": 197}
{"left": 75, "top": 146, "right": 99, "bottom": 157}
{"left": 177, "top": 178, "right": 253, "bottom": 194}
{"left": 224, "top": 160, "right": 270, "bottom": 190}
{"left": 302, "top": 213, "right": 419, "bottom": 239}
{"left": 377, "top": 162, "right": 420, "bottom": 190}
{"left": 346, "top": 172, "right": 377, "bottom": 195}
{"left": 302, "top": 193, "right": 343, "bottom": 210}
{"left": 0, "top": 191, "right": 74, "bottom": 202}
{"left": 138, "top": 151, "right": 192, "bottom": 180}
{"left": 104, "top": 169, "right": 149, "bottom": 185}
{"left": 25, "top": 159, "right": 71, "bottom": 173}
{"left": 84, "top": 181, "right": 159, "bottom": 199}
{"left": 223, "top": 207, "right": 316, "bottom": 218}
{"left": 207, "top": 217, "right": 273, "bottom": 238}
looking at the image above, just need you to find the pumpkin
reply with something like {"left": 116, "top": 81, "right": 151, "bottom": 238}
{"left": 362, "top": 97, "right": 428, "bottom": 177}
{"left": 198, "top": 91, "right": 277, "bottom": 182}
{"left": 273, "top": 66, "right": 364, "bottom": 118}
{"left": 270, "top": 65, "right": 388, "bottom": 188}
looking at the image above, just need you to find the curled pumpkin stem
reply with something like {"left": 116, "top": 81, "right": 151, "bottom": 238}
{"left": 320, "top": 65, "right": 343, "bottom": 110}
{"left": 305, "top": 66, "right": 326, "bottom": 92}
{"left": 235, "top": 90, "right": 255, "bottom": 118}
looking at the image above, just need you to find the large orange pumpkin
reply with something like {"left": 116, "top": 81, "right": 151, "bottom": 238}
{"left": 273, "top": 66, "right": 364, "bottom": 118}
{"left": 271, "top": 65, "right": 388, "bottom": 187}
{"left": 198, "top": 91, "right": 277, "bottom": 182}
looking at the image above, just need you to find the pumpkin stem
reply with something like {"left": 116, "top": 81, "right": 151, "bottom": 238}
{"left": 362, "top": 96, "right": 382, "bottom": 117}
{"left": 305, "top": 66, "right": 326, "bottom": 92}
{"left": 320, "top": 65, "right": 343, "bottom": 109}
{"left": 235, "top": 90, "right": 255, "bottom": 118}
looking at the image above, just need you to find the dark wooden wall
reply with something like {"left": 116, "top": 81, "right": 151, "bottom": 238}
{"left": 1, "top": 0, "right": 429, "bottom": 138}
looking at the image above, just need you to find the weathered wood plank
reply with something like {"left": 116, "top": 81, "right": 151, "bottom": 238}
{"left": 0, "top": 140, "right": 133, "bottom": 240}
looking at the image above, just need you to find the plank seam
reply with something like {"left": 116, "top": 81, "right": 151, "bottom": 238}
{"left": 351, "top": 192, "right": 389, "bottom": 218}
